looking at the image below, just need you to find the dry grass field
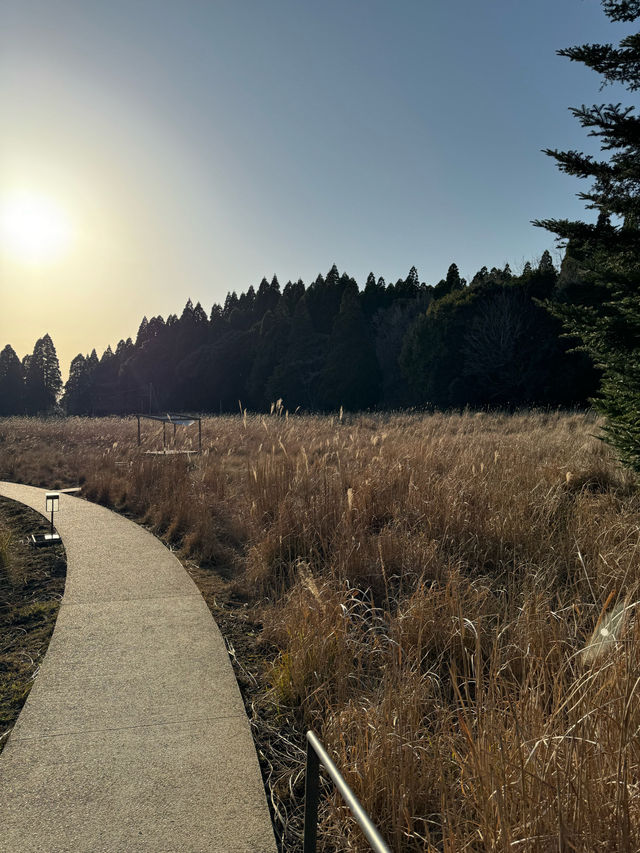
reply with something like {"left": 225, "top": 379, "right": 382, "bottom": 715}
{"left": 0, "top": 410, "right": 639, "bottom": 851}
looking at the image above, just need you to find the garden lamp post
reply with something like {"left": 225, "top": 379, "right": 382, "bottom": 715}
{"left": 45, "top": 492, "right": 59, "bottom": 539}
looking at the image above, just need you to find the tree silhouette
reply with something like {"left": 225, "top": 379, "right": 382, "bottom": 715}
{"left": 0, "top": 260, "right": 596, "bottom": 417}
{"left": 0, "top": 345, "right": 25, "bottom": 415}
{"left": 24, "top": 334, "right": 62, "bottom": 414}
{"left": 62, "top": 354, "right": 91, "bottom": 415}
{"left": 433, "top": 262, "right": 466, "bottom": 300}
{"left": 320, "top": 284, "right": 381, "bottom": 410}
{"left": 267, "top": 297, "right": 326, "bottom": 410}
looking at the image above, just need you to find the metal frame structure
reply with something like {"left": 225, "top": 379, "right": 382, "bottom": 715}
{"left": 303, "top": 730, "right": 391, "bottom": 853}
{"left": 136, "top": 413, "right": 202, "bottom": 453}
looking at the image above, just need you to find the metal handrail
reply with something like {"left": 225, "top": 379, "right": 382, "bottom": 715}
{"left": 303, "top": 730, "right": 391, "bottom": 853}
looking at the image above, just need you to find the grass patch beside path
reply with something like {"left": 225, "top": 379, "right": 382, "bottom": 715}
{"left": 0, "top": 496, "right": 66, "bottom": 753}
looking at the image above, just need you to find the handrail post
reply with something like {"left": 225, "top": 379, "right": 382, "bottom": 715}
{"left": 303, "top": 734, "right": 320, "bottom": 853}
{"left": 303, "top": 730, "right": 391, "bottom": 853}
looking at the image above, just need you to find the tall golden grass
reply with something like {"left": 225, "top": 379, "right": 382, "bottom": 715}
{"left": 0, "top": 410, "right": 639, "bottom": 851}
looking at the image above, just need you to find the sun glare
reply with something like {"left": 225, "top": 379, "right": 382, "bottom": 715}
{"left": 0, "top": 191, "right": 73, "bottom": 265}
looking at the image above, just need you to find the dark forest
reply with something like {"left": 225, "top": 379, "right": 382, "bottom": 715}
{"left": 0, "top": 251, "right": 599, "bottom": 416}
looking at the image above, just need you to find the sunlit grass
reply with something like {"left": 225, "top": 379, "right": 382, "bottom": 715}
{"left": 1, "top": 410, "right": 639, "bottom": 850}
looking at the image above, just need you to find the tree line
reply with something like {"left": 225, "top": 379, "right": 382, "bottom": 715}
{"left": 2, "top": 0, "right": 640, "bottom": 474}
{"left": 0, "top": 334, "right": 62, "bottom": 416}
{"left": 0, "top": 254, "right": 599, "bottom": 417}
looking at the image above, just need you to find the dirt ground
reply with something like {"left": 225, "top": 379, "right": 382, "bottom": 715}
{"left": 185, "top": 562, "right": 308, "bottom": 851}
{"left": 0, "top": 489, "right": 303, "bottom": 848}
{"left": 0, "top": 496, "right": 66, "bottom": 753}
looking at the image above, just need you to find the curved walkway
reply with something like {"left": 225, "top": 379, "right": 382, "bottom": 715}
{"left": 0, "top": 482, "right": 276, "bottom": 853}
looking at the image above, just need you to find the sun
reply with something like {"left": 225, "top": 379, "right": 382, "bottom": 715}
{"left": 0, "top": 191, "right": 74, "bottom": 265}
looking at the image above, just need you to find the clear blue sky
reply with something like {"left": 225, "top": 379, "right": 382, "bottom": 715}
{"left": 0, "top": 0, "right": 636, "bottom": 375}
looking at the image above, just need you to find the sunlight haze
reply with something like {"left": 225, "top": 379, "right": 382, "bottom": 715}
{"left": 0, "top": 0, "right": 634, "bottom": 376}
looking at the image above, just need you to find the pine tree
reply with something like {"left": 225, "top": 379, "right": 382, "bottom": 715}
{"left": 374, "top": 289, "right": 430, "bottom": 406}
{"left": 24, "top": 334, "right": 62, "bottom": 414}
{"left": 470, "top": 266, "right": 489, "bottom": 288}
{"left": 306, "top": 265, "right": 345, "bottom": 333}
{"left": 320, "top": 285, "right": 381, "bottom": 410}
{"left": 537, "top": 250, "right": 555, "bottom": 275}
{"left": 362, "top": 272, "right": 387, "bottom": 317}
{"left": 246, "top": 306, "right": 291, "bottom": 409}
{"left": 267, "top": 297, "right": 326, "bottom": 409}
{"left": 433, "top": 263, "right": 466, "bottom": 300}
{"left": 400, "top": 289, "right": 476, "bottom": 407}
{"left": 135, "top": 317, "right": 149, "bottom": 347}
{"left": 90, "top": 346, "right": 122, "bottom": 415}
{"left": 281, "top": 279, "right": 305, "bottom": 313}
{"left": 535, "top": 0, "right": 640, "bottom": 469}
{"left": 63, "top": 354, "right": 91, "bottom": 415}
{"left": 0, "top": 345, "right": 25, "bottom": 415}
{"left": 254, "top": 276, "right": 281, "bottom": 318}
{"left": 223, "top": 292, "right": 239, "bottom": 317}
{"left": 86, "top": 349, "right": 99, "bottom": 373}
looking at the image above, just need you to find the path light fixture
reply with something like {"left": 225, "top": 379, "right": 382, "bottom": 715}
{"left": 46, "top": 492, "right": 59, "bottom": 535}
{"left": 31, "top": 492, "right": 61, "bottom": 547}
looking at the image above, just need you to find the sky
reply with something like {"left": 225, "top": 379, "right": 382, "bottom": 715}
{"left": 0, "top": 0, "right": 636, "bottom": 378}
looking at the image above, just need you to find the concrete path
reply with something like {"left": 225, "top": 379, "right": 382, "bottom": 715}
{"left": 0, "top": 482, "right": 277, "bottom": 853}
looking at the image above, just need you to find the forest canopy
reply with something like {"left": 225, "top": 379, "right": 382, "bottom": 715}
{"left": 0, "top": 257, "right": 598, "bottom": 416}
